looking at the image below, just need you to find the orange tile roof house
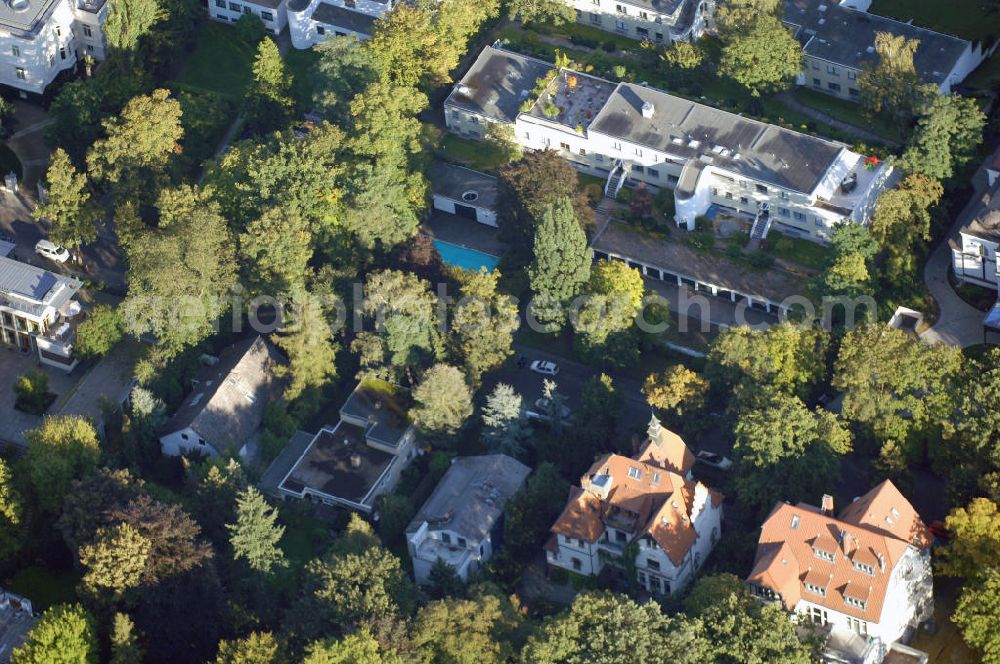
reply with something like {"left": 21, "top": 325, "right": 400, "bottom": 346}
{"left": 747, "top": 481, "right": 934, "bottom": 664}
{"left": 545, "top": 415, "right": 722, "bottom": 596}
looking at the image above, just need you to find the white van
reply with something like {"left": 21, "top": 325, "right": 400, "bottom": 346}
{"left": 34, "top": 239, "right": 70, "bottom": 263}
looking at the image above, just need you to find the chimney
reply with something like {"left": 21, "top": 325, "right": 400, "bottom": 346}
{"left": 821, "top": 494, "right": 834, "bottom": 515}
{"left": 641, "top": 101, "right": 655, "bottom": 119}
{"left": 876, "top": 552, "right": 885, "bottom": 572}
{"left": 350, "top": 454, "right": 362, "bottom": 469}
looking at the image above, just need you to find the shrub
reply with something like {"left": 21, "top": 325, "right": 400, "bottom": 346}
{"left": 612, "top": 64, "right": 627, "bottom": 79}
{"left": 601, "top": 40, "right": 617, "bottom": 53}
{"left": 234, "top": 13, "right": 266, "bottom": 44}
{"left": 14, "top": 371, "right": 51, "bottom": 415}
{"left": 74, "top": 304, "right": 124, "bottom": 359}
{"left": 745, "top": 251, "right": 775, "bottom": 269}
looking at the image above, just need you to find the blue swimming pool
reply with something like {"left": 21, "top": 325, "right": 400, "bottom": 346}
{"left": 433, "top": 239, "right": 499, "bottom": 272}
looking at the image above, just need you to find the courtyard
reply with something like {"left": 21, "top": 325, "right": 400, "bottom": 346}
{"left": 0, "top": 348, "right": 76, "bottom": 447}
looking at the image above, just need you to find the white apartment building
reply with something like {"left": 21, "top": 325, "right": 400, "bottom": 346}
{"left": 748, "top": 483, "right": 934, "bottom": 664}
{"left": 0, "top": 241, "right": 83, "bottom": 371}
{"left": 0, "top": 0, "right": 108, "bottom": 96}
{"left": 568, "top": 0, "right": 710, "bottom": 44}
{"left": 406, "top": 454, "right": 530, "bottom": 584}
{"left": 784, "top": 0, "right": 990, "bottom": 103}
{"left": 286, "top": 0, "right": 389, "bottom": 47}
{"left": 208, "top": 0, "right": 287, "bottom": 35}
{"left": 953, "top": 164, "right": 1000, "bottom": 293}
{"left": 445, "top": 45, "right": 894, "bottom": 244}
{"left": 545, "top": 416, "right": 722, "bottom": 595}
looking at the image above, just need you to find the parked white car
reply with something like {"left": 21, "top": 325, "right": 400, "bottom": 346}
{"left": 529, "top": 360, "right": 559, "bottom": 376}
{"left": 695, "top": 450, "right": 733, "bottom": 471}
{"left": 34, "top": 239, "right": 70, "bottom": 263}
{"left": 532, "top": 397, "right": 572, "bottom": 420}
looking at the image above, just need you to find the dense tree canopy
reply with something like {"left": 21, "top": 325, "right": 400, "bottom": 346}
{"left": 411, "top": 364, "right": 474, "bottom": 435}
{"left": 22, "top": 416, "right": 101, "bottom": 514}
{"left": 902, "top": 94, "right": 986, "bottom": 181}
{"left": 528, "top": 197, "right": 591, "bottom": 331}
{"left": 12, "top": 604, "right": 98, "bottom": 664}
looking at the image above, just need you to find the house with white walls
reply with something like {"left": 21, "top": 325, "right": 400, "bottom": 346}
{"left": 953, "top": 166, "right": 1000, "bottom": 293}
{"left": 276, "top": 378, "right": 419, "bottom": 513}
{"left": 564, "top": 0, "right": 711, "bottom": 45}
{"left": 286, "top": 0, "right": 390, "bottom": 47}
{"left": 445, "top": 45, "right": 894, "bottom": 244}
{"left": 0, "top": 245, "right": 83, "bottom": 371}
{"left": 208, "top": 0, "right": 287, "bottom": 34}
{"left": 545, "top": 415, "right": 722, "bottom": 595}
{"left": 0, "top": 0, "right": 109, "bottom": 96}
{"left": 747, "top": 482, "right": 934, "bottom": 663}
{"left": 159, "top": 336, "right": 286, "bottom": 457}
{"left": 783, "top": 0, "right": 991, "bottom": 103}
{"left": 406, "top": 454, "right": 530, "bottom": 584}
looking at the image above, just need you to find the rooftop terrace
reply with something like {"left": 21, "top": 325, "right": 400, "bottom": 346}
{"left": 280, "top": 422, "right": 394, "bottom": 506}
{"left": 527, "top": 70, "right": 616, "bottom": 132}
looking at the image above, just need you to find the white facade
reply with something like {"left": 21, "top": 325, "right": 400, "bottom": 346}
{"left": 408, "top": 521, "right": 495, "bottom": 584}
{"left": 568, "top": 0, "right": 710, "bottom": 44}
{"left": 208, "top": 0, "right": 287, "bottom": 34}
{"left": 431, "top": 193, "right": 497, "bottom": 227}
{"left": 0, "top": 0, "right": 109, "bottom": 95}
{"left": 953, "top": 229, "right": 999, "bottom": 291}
{"left": 287, "top": 0, "right": 389, "bottom": 48}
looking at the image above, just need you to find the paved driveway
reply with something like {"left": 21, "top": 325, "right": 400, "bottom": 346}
{"left": 0, "top": 347, "right": 76, "bottom": 446}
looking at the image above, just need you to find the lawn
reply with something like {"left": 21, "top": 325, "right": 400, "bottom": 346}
{"left": 437, "top": 132, "right": 509, "bottom": 173}
{"left": 175, "top": 22, "right": 256, "bottom": 100}
{"left": 5, "top": 566, "right": 79, "bottom": 610}
{"left": 765, "top": 232, "right": 833, "bottom": 271}
{"left": 790, "top": 88, "right": 903, "bottom": 142}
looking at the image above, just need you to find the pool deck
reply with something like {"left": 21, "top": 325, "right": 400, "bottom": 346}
{"left": 424, "top": 211, "right": 507, "bottom": 257}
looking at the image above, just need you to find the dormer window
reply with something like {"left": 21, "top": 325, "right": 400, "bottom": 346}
{"left": 628, "top": 466, "right": 642, "bottom": 480}
{"left": 853, "top": 562, "right": 875, "bottom": 576}
{"left": 804, "top": 582, "right": 827, "bottom": 597}
{"left": 813, "top": 548, "right": 835, "bottom": 563}
{"left": 845, "top": 596, "right": 867, "bottom": 610}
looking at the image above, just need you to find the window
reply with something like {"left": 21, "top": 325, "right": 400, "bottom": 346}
{"left": 805, "top": 582, "right": 827, "bottom": 597}
{"left": 814, "top": 218, "right": 825, "bottom": 227}
{"left": 667, "top": 174, "right": 678, "bottom": 183}
{"left": 847, "top": 617, "right": 867, "bottom": 635}
{"left": 229, "top": 1, "right": 240, "bottom": 9}
{"left": 633, "top": 165, "right": 644, "bottom": 174}
{"left": 725, "top": 192, "right": 733, "bottom": 200}
{"left": 740, "top": 196, "right": 749, "bottom": 205}
{"left": 814, "top": 548, "right": 836, "bottom": 563}
{"left": 181, "top": 433, "right": 189, "bottom": 440}
{"left": 828, "top": 82, "right": 841, "bottom": 92}
{"left": 646, "top": 558, "right": 660, "bottom": 571}
{"left": 809, "top": 606, "right": 828, "bottom": 625}
{"left": 811, "top": 61, "right": 819, "bottom": 70}
{"left": 572, "top": 557, "right": 582, "bottom": 571}
{"left": 655, "top": 32, "right": 663, "bottom": 41}
{"left": 639, "top": 10, "right": 647, "bottom": 18}
{"left": 335, "top": 30, "right": 346, "bottom": 36}
{"left": 215, "top": 0, "right": 224, "bottom": 7}
{"left": 612, "top": 141, "right": 622, "bottom": 151}
{"left": 826, "top": 64, "right": 839, "bottom": 76}
{"left": 560, "top": 142, "right": 570, "bottom": 150}
{"left": 55, "top": 26, "right": 61, "bottom": 36}
{"left": 11, "top": 46, "right": 18, "bottom": 57}
{"left": 317, "top": 25, "right": 325, "bottom": 34}
{"left": 217, "top": 13, "right": 226, "bottom": 18}
{"left": 59, "top": 47, "right": 66, "bottom": 60}
{"left": 848, "top": 71, "right": 857, "bottom": 81}
{"left": 591, "top": 0, "right": 599, "bottom": 5}
{"left": 616, "top": 530, "right": 627, "bottom": 543}
{"left": 845, "top": 596, "right": 867, "bottom": 610}
{"left": 813, "top": 78, "right": 821, "bottom": 87}
{"left": 854, "top": 561, "right": 875, "bottom": 575}
{"left": 243, "top": 5, "right": 251, "bottom": 13}
{"left": 634, "top": 147, "right": 642, "bottom": 156}
{"left": 261, "top": 10, "right": 273, "bottom": 20}
{"left": 579, "top": 148, "right": 587, "bottom": 156}
{"left": 636, "top": 27, "right": 648, "bottom": 36}
{"left": 616, "top": 3, "right": 626, "bottom": 12}
{"left": 779, "top": 207, "right": 789, "bottom": 217}
{"left": 86, "top": 44, "right": 94, "bottom": 52}
{"left": 628, "top": 466, "right": 642, "bottom": 479}
{"left": 457, "top": 537, "right": 467, "bottom": 548}
{"left": 590, "top": 12, "right": 601, "bottom": 24}
{"left": 615, "top": 19, "right": 626, "bottom": 30}
{"left": 442, "top": 533, "right": 452, "bottom": 544}
{"left": 849, "top": 88, "right": 859, "bottom": 97}
{"left": 793, "top": 211, "right": 805, "bottom": 221}
{"left": 755, "top": 184, "right": 767, "bottom": 194}
{"left": 638, "top": 572, "right": 646, "bottom": 583}
{"left": 649, "top": 576, "right": 660, "bottom": 592}
{"left": 647, "top": 168, "right": 659, "bottom": 178}
{"left": 595, "top": 154, "right": 604, "bottom": 162}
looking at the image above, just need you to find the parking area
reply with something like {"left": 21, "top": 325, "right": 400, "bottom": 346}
{"left": 0, "top": 347, "right": 77, "bottom": 446}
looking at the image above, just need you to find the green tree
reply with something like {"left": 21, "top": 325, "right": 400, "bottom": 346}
{"left": 312, "top": 36, "right": 379, "bottom": 121}
{"left": 12, "top": 604, "right": 98, "bottom": 664}
{"left": 248, "top": 38, "right": 294, "bottom": 134}
{"left": 719, "top": 17, "right": 802, "bottom": 96}
{"left": 110, "top": 613, "right": 143, "bottom": 664}
{"left": 362, "top": 269, "right": 440, "bottom": 373}
{"left": 482, "top": 383, "right": 529, "bottom": 459}
{"left": 22, "top": 416, "right": 101, "bottom": 514}
{"left": 120, "top": 186, "right": 238, "bottom": 357}
{"left": 833, "top": 324, "right": 961, "bottom": 447}
{"left": 870, "top": 174, "right": 943, "bottom": 283}
{"left": 902, "top": 93, "right": 986, "bottom": 181}
{"left": 685, "top": 574, "right": 813, "bottom": 664}
{"left": 732, "top": 389, "right": 851, "bottom": 514}
{"left": 506, "top": 0, "right": 574, "bottom": 25}
{"left": 485, "top": 122, "right": 523, "bottom": 163}
{"left": 274, "top": 284, "right": 340, "bottom": 401}
{"left": 503, "top": 463, "right": 569, "bottom": 562}
{"left": 0, "top": 458, "right": 23, "bottom": 561}
{"left": 78, "top": 523, "right": 151, "bottom": 597}
{"left": 498, "top": 150, "right": 593, "bottom": 262}
{"left": 291, "top": 544, "right": 416, "bottom": 641}
{"left": 303, "top": 630, "right": 403, "bottom": 664}
{"left": 87, "top": 89, "right": 183, "bottom": 204}
{"left": 715, "top": 0, "right": 781, "bottom": 35}
{"left": 663, "top": 40, "right": 705, "bottom": 71}
{"left": 449, "top": 268, "right": 519, "bottom": 383}
{"left": 14, "top": 371, "right": 50, "bottom": 414}
{"left": 412, "top": 364, "right": 474, "bottom": 435}
{"left": 642, "top": 365, "right": 709, "bottom": 418}
{"left": 103, "top": 0, "right": 165, "bottom": 52}
{"left": 953, "top": 567, "right": 1000, "bottom": 664}
{"left": 938, "top": 498, "right": 1000, "bottom": 578}
{"left": 74, "top": 304, "right": 125, "bottom": 359}
{"left": 858, "top": 33, "right": 927, "bottom": 123}
{"left": 523, "top": 591, "right": 712, "bottom": 663}
{"left": 33, "top": 148, "right": 102, "bottom": 261}
{"left": 706, "top": 322, "right": 829, "bottom": 400}
{"left": 233, "top": 12, "right": 266, "bottom": 44}
{"left": 412, "top": 594, "right": 516, "bottom": 663}
{"left": 216, "top": 632, "right": 284, "bottom": 664}
{"left": 239, "top": 206, "right": 313, "bottom": 298}
{"left": 425, "top": 558, "right": 464, "bottom": 600}
{"left": 528, "top": 197, "right": 591, "bottom": 332}
{"left": 227, "top": 486, "right": 287, "bottom": 574}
